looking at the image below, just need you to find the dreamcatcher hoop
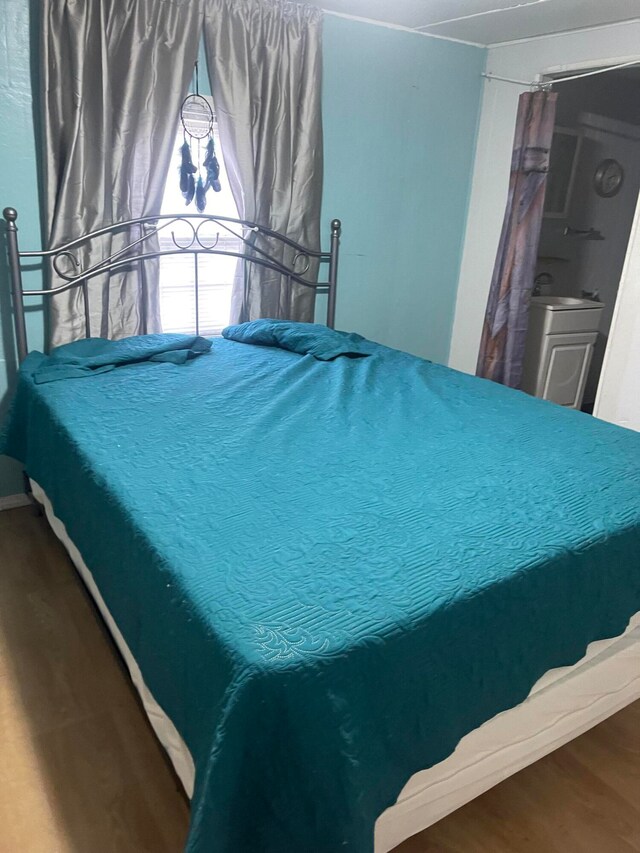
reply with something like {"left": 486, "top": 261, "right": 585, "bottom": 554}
{"left": 178, "top": 63, "right": 222, "bottom": 212}
{"left": 180, "top": 93, "right": 213, "bottom": 140}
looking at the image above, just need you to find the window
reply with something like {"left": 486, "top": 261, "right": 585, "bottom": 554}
{"left": 159, "top": 96, "right": 241, "bottom": 335}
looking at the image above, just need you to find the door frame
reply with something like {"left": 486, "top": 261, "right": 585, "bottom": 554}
{"left": 541, "top": 55, "right": 640, "bottom": 429}
{"left": 593, "top": 190, "right": 640, "bottom": 428}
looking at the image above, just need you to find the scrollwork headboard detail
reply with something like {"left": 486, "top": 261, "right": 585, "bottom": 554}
{"left": 2, "top": 208, "right": 341, "bottom": 363}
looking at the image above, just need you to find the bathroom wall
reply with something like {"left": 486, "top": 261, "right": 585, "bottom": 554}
{"left": 537, "top": 89, "right": 640, "bottom": 406}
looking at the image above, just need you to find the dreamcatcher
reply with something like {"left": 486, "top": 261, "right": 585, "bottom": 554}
{"left": 179, "top": 64, "right": 222, "bottom": 212}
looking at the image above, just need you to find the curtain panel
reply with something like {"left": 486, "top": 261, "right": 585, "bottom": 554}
{"left": 41, "top": 0, "right": 202, "bottom": 347}
{"left": 41, "top": 0, "right": 324, "bottom": 344}
{"left": 203, "top": 0, "right": 324, "bottom": 324}
{"left": 476, "top": 90, "right": 558, "bottom": 388}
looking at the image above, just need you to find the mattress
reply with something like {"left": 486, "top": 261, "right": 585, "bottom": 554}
{"left": 32, "top": 477, "right": 640, "bottom": 852}
{"left": 3, "top": 329, "right": 640, "bottom": 853}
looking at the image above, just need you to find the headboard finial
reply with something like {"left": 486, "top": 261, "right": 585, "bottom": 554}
{"left": 331, "top": 218, "right": 341, "bottom": 235}
{"left": 3, "top": 207, "right": 18, "bottom": 224}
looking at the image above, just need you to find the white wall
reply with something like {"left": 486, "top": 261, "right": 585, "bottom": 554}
{"left": 449, "top": 21, "right": 640, "bottom": 397}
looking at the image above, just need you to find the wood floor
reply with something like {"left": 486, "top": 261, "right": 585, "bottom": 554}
{"left": 1, "top": 506, "right": 639, "bottom": 853}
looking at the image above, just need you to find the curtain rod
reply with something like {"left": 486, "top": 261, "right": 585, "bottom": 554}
{"left": 483, "top": 58, "right": 640, "bottom": 89}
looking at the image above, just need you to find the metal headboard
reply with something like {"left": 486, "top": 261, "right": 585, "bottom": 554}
{"left": 2, "top": 208, "right": 341, "bottom": 363}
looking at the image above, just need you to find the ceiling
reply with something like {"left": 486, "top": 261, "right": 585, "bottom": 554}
{"left": 318, "top": 0, "right": 640, "bottom": 46}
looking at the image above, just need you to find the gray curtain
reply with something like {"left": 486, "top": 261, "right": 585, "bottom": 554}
{"left": 476, "top": 90, "right": 558, "bottom": 387}
{"left": 42, "top": 0, "right": 203, "bottom": 348}
{"left": 203, "top": 0, "right": 323, "bottom": 324}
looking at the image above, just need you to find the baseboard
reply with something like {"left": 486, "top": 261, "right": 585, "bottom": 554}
{"left": 0, "top": 493, "right": 31, "bottom": 511}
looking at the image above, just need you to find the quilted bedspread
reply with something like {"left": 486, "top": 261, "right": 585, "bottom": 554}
{"left": 2, "top": 331, "right": 640, "bottom": 852}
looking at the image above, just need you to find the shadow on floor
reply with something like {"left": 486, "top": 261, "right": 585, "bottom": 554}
{"left": 0, "top": 506, "right": 189, "bottom": 853}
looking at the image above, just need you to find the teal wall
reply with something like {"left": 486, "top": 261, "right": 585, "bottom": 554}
{"left": 0, "top": 0, "right": 44, "bottom": 496}
{"left": 321, "top": 15, "right": 485, "bottom": 361}
{"left": 0, "top": 8, "right": 485, "bottom": 497}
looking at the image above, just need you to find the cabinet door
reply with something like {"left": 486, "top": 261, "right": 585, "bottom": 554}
{"left": 540, "top": 332, "right": 596, "bottom": 408}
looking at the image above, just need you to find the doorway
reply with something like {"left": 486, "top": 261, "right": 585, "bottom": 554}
{"left": 532, "top": 68, "right": 640, "bottom": 413}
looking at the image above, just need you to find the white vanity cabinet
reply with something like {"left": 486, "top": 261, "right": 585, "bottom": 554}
{"left": 521, "top": 297, "right": 604, "bottom": 409}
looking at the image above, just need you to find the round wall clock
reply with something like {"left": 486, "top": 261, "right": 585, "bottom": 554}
{"left": 593, "top": 158, "right": 624, "bottom": 197}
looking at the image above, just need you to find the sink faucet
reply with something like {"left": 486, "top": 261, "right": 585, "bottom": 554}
{"left": 533, "top": 272, "right": 553, "bottom": 297}
{"left": 581, "top": 289, "right": 601, "bottom": 302}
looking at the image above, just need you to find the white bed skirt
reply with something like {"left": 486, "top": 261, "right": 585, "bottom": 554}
{"left": 31, "top": 479, "right": 640, "bottom": 853}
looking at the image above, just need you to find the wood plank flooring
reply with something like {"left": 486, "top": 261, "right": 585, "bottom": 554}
{"left": 1, "top": 505, "right": 639, "bottom": 852}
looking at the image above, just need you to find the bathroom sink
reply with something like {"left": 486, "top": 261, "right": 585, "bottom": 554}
{"left": 531, "top": 296, "right": 601, "bottom": 309}
{"left": 529, "top": 295, "right": 604, "bottom": 335}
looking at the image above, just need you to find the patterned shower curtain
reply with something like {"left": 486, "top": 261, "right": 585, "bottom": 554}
{"left": 476, "top": 90, "right": 558, "bottom": 387}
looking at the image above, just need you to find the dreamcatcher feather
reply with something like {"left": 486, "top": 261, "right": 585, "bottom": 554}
{"left": 179, "top": 142, "right": 196, "bottom": 205}
{"left": 203, "top": 139, "right": 222, "bottom": 193}
{"left": 178, "top": 64, "right": 223, "bottom": 211}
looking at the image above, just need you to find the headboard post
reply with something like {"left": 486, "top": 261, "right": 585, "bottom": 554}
{"left": 3, "top": 208, "right": 28, "bottom": 363}
{"left": 327, "top": 219, "right": 341, "bottom": 329}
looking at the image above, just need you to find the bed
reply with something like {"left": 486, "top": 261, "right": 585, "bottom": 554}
{"left": 2, "top": 208, "right": 640, "bottom": 853}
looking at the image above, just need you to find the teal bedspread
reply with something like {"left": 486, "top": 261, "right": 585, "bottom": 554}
{"left": 31, "top": 333, "right": 212, "bottom": 383}
{"left": 222, "top": 319, "right": 375, "bottom": 359}
{"left": 2, "top": 329, "right": 640, "bottom": 852}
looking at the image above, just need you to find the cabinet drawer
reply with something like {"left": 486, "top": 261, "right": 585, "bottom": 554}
{"left": 540, "top": 308, "right": 603, "bottom": 335}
